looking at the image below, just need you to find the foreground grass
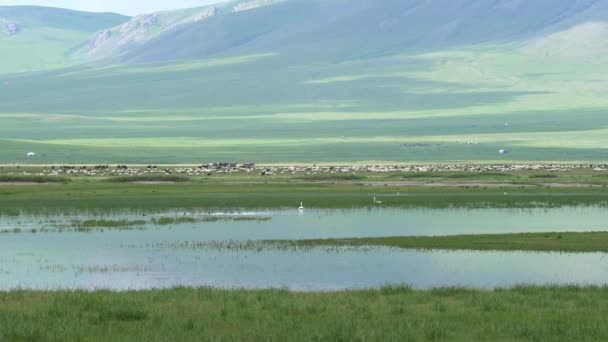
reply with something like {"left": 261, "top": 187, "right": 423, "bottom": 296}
{"left": 1, "top": 286, "right": 607, "bottom": 341}
{"left": 274, "top": 232, "right": 608, "bottom": 253}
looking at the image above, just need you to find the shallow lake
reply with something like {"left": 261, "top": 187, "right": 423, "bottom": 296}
{"left": 1, "top": 206, "right": 607, "bottom": 290}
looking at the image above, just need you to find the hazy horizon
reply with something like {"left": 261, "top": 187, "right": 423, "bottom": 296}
{"left": 0, "top": 0, "right": 228, "bottom": 15}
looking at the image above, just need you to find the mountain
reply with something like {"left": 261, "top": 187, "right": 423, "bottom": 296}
{"left": 80, "top": 0, "right": 608, "bottom": 65}
{"left": 5, "top": 0, "right": 608, "bottom": 70}
{"left": 75, "top": 0, "right": 287, "bottom": 61}
{"left": 0, "top": 1, "right": 608, "bottom": 163}
{"left": 0, "top": 6, "right": 129, "bottom": 74}
{"left": 523, "top": 21, "right": 608, "bottom": 61}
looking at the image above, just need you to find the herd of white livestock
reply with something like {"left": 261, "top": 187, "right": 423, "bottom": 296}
{"left": 3, "top": 163, "right": 608, "bottom": 178}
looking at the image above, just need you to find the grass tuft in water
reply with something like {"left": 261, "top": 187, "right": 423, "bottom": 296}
{"left": 151, "top": 217, "right": 197, "bottom": 225}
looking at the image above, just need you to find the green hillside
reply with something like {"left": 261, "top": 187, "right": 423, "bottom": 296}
{"left": 0, "top": 6, "right": 128, "bottom": 74}
{"left": 0, "top": 1, "right": 607, "bottom": 164}
{"left": 116, "top": 0, "right": 608, "bottom": 64}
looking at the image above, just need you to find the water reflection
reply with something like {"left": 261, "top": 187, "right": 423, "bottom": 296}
{"left": 0, "top": 206, "right": 607, "bottom": 290}
{"left": 2, "top": 206, "right": 607, "bottom": 238}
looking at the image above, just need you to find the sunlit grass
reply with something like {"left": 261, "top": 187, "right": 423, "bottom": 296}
{"left": 1, "top": 286, "right": 607, "bottom": 341}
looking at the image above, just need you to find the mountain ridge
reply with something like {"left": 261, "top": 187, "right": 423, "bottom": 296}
{"left": 3, "top": 0, "right": 608, "bottom": 72}
{"left": 1, "top": 1, "right": 608, "bottom": 163}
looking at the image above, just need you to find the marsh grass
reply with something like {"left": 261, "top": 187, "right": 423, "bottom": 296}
{"left": 388, "top": 172, "right": 510, "bottom": 179}
{"left": 1, "top": 182, "right": 607, "bottom": 216}
{"left": 271, "top": 232, "right": 608, "bottom": 253}
{"left": 151, "top": 217, "right": 196, "bottom": 225}
{"left": 139, "top": 232, "right": 608, "bottom": 254}
{"left": 529, "top": 174, "right": 559, "bottom": 179}
{"left": 297, "top": 173, "right": 367, "bottom": 181}
{"left": 1, "top": 286, "right": 607, "bottom": 341}
{"left": 0, "top": 175, "right": 69, "bottom": 183}
{"left": 0, "top": 215, "right": 276, "bottom": 235}
{"left": 74, "top": 220, "right": 147, "bottom": 228}
{"left": 107, "top": 175, "right": 189, "bottom": 183}
{"left": 202, "top": 216, "right": 272, "bottom": 223}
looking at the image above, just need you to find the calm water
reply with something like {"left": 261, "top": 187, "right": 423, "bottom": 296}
{"left": 1, "top": 206, "right": 607, "bottom": 290}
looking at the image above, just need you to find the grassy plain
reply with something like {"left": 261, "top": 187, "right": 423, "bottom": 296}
{"left": 1, "top": 286, "right": 608, "bottom": 341}
{"left": 0, "top": 179, "right": 607, "bottom": 214}
{"left": 0, "top": 167, "right": 607, "bottom": 214}
{"left": 1, "top": 47, "right": 608, "bottom": 163}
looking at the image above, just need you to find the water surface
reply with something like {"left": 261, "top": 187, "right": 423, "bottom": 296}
{"left": 1, "top": 206, "right": 607, "bottom": 290}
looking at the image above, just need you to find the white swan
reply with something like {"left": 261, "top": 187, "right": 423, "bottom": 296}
{"left": 298, "top": 202, "right": 304, "bottom": 211}
{"left": 373, "top": 197, "right": 382, "bottom": 204}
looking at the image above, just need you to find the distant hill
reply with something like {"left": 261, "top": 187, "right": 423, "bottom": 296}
{"left": 75, "top": 0, "right": 286, "bottom": 62}
{"left": 0, "top": 6, "right": 129, "bottom": 74}
{"left": 523, "top": 22, "right": 608, "bottom": 61}
{"left": 81, "top": 0, "right": 608, "bottom": 65}
{"left": 0, "top": 0, "right": 608, "bottom": 163}
{"left": 4, "top": 0, "right": 608, "bottom": 71}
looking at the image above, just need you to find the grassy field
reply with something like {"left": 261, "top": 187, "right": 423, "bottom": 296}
{"left": 0, "top": 180, "right": 607, "bottom": 214}
{"left": 1, "top": 46, "right": 608, "bottom": 163}
{"left": 270, "top": 232, "right": 608, "bottom": 253}
{"left": 1, "top": 286, "right": 607, "bottom": 341}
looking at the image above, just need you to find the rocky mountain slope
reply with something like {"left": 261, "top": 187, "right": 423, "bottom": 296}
{"left": 85, "top": 0, "right": 608, "bottom": 65}
{"left": 3, "top": 0, "right": 608, "bottom": 72}
{"left": 0, "top": 18, "right": 19, "bottom": 35}
{"left": 0, "top": 6, "right": 128, "bottom": 74}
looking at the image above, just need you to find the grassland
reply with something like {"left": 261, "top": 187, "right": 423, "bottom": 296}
{"left": 1, "top": 46, "right": 608, "bottom": 163}
{"left": 0, "top": 167, "right": 607, "bottom": 215}
{"left": 1, "top": 286, "right": 607, "bottom": 341}
{"left": 270, "top": 232, "right": 608, "bottom": 253}
{"left": 0, "top": 179, "right": 607, "bottom": 215}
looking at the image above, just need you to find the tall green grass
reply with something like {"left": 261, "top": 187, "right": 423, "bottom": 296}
{"left": 1, "top": 286, "right": 607, "bottom": 341}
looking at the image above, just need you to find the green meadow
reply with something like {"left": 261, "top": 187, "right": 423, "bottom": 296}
{"left": 1, "top": 48, "right": 608, "bottom": 164}
{"left": 0, "top": 181, "right": 607, "bottom": 215}
{"left": 2, "top": 286, "right": 608, "bottom": 341}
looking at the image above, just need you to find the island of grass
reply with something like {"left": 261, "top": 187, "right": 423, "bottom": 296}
{"left": 1, "top": 285, "right": 607, "bottom": 341}
{"left": 268, "top": 232, "right": 608, "bottom": 253}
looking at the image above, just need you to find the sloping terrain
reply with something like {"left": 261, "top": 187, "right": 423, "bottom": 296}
{"left": 77, "top": 0, "right": 287, "bottom": 61}
{"left": 0, "top": 6, "right": 129, "bottom": 74}
{"left": 104, "top": 0, "right": 608, "bottom": 64}
{"left": 0, "top": 0, "right": 607, "bottom": 163}
{"left": 523, "top": 21, "right": 608, "bottom": 61}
